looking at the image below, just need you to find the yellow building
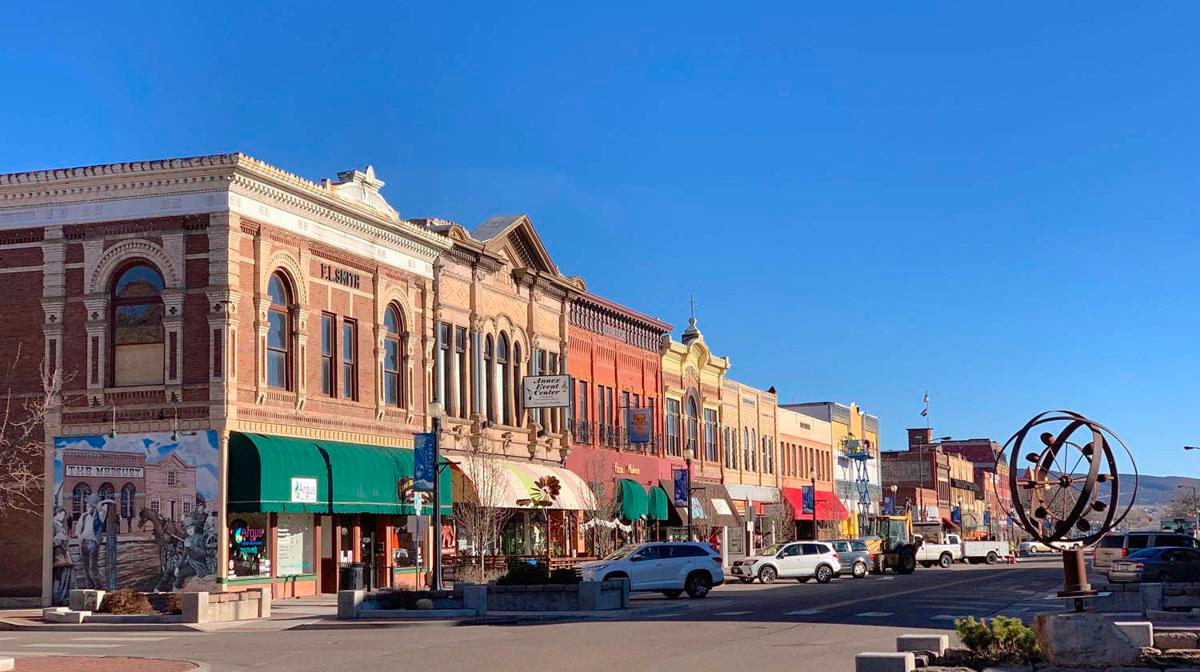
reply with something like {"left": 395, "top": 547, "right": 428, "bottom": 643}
{"left": 782, "top": 402, "right": 881, "bottom": 538}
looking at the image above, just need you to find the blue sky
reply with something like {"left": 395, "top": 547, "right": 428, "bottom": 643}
{"left": 3, "top": 4, "right": 1198, "bottom": 476}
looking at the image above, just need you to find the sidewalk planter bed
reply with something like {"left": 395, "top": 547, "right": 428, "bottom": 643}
{"left": 485, "top": 580, "right": 626, "bottom": 612}
{"left": 49, "top": 589, "right": 269, "bottom": 625}
{"left": 363, "top": 589, "right": 465, "bottom": 611}
{"left": 338, "top": 580, "right": 630, "bottom": 618}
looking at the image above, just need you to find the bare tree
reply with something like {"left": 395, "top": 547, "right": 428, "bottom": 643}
{"left": 452, "top": 435, "right": 512, "bottom": 583}
{"left": 581, "top": 451, "right": 621, "bottom": 559}
{"left": 0, "top": 346, "right": 69, "bottom": 515}
{"left": 764, "top": 497, "right": 796, "bottom": 545}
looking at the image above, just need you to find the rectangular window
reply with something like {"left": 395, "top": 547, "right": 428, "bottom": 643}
{"left": 342, "top": 320, "right": 357, "bottom": 400}
{"left": 666, "top": 399, "right": 681, "bottom": 457}
{"left": 548, "top": 352, "right": 559, "bottom": 431}
{"left": 211, "top": 329, "right": 222, "bottom": 378}
{"left": 168, "top": 471, "right": 176, "bottom": 486}
{"left": 704, "top": 409, "right": 718, "bottom": 462}
{"left": 439, "top": 322, "right": 452, "bottom": 414}
{"left": 321, "top": 314, "right": 336, "bottom": 397}
{"left": 577, "top": 380, "right": 590, "bottom": 443}
{"left": 455, "top": 326, "right": 468, "bottom": 418}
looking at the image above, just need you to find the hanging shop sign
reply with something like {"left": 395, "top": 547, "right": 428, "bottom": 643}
{"left": 626, "top": 407, "right": 652, "bottom": 444}
{"left": 522, "top": 375, "right": 571, "bottom": 409}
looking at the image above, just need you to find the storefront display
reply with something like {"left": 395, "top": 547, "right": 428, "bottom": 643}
{"left": 228, "top": 514, "right": 269, "bottom": 578}
{"left": 276, "top": 513, "right": 314, "bottom": 576}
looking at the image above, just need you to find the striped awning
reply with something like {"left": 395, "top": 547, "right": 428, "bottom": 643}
{"left": 445, "top": 453, "right": 598, "bottom": 511}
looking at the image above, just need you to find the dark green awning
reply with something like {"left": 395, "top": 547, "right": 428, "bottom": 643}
{"left": 647, "top": 485, "right": 670, "bottom": 521}
{"left": 617, "top": 478, "right": 648, "bottom": 521}
{"left": 228, "top": 433, "right": 450, "bottom": 515}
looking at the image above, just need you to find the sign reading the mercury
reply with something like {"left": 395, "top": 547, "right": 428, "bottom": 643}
{"left": 319, "top": 263, "right": 361, "bottom": 289}
{"left": 522, "top": 375, "right": 571, "bottom": 409}
{"left": 65, "top": 465, "right": 144, "bottom": 478}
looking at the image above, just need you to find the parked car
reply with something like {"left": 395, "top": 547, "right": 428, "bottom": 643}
{"left": 730, "top": 541, "right": 842, "bottom": 584}
{"left": 828, "top": 539, "right": 872, "bottom": 578}
{"left": 1094, "top": 531, "right": 1200, "bottom": 576}
{"left": 1109, "top": 547, "right": 1200, "bottom": 583}
{"left": 1019, "top": 539, "right": 1082, "bottom": 555}
{"left": 574, "top": 542, "right": 724, "bottom": 599}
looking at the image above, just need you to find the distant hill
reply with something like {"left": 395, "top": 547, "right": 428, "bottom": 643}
{"left": 1125, "top": 474, "right": 1200, "bottom": 506}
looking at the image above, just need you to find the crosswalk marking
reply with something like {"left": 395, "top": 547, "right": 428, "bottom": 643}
{"left": 931, "top": 615, "right": 964, "bottom": 621}
{"left": 24, "top": 643, "right": 123, "bottom": 649}
{"left": 785, "top": 608, "right": 824, "bottom": 615}
{"left": 714, "top": 611, "right": 752, "bottom": 616}
{"left": 72, "top": 636, "right": 172, "bottom": 642}
{"left": 856, "top": 611, "right": 893, "bottom": 618}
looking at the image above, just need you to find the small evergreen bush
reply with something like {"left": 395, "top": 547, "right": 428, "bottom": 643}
{"left": 954, "top": 615, "right": 1039, "bottom": 663}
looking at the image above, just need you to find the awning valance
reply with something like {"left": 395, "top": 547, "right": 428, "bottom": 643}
{"left": 781, "top": 487, "right": 851, "bottom": 521}
{"left": 617, "top": 479, "right": 648, "bottom": 521}
{"left": 445, "top": 453, "right": 598, "bottom": 511}
{"left": 647, "top": 485, "right": 670, "bottom": 521}
{"left": 657, "top": 479, "right": 742, "bottom": 528}
{"left": 228, "top": 433, "right": 450, "bottom": 515}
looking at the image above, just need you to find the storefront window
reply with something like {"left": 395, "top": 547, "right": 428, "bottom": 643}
{"left": 393, "top": 521, "right": 418, "bottom": 567}
{"left": 276, "top": 513, "right": 313, "bottom": 576}
{"left": 228, "top": 514, "right": 270, "bottom": 578}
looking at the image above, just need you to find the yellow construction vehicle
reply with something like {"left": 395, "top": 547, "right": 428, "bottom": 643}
{"left": 865, "top": 511, "right": 921, "bottom": 574}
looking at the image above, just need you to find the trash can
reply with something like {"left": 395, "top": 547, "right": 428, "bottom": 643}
{"left": 340, "top": 563, "right": 365, "bottom": 591}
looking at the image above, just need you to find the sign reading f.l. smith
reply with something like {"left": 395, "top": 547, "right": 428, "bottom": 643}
{"left": 319, "top": 263, "right": 361, "bottom": 289}
{"left": 522, "top": 375, "right": 571, "bottom": 409}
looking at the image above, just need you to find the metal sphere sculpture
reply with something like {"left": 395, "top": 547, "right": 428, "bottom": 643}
{"left": 997, "top": 410, "right": 1137, "bottom": 550}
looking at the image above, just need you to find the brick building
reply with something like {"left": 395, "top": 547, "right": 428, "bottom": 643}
{"left": 0, "top": 154, "right": 453, "bottom": 604}
{"left": 563, "top": 290, "right": 672, "bottom": 540}
{"left": 907, "top": 428, "right": 1013, "bottom": 538}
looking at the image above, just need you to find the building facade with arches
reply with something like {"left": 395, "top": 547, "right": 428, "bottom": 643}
{"left": 0, "top": 154, "right": 451, "bottom": 604}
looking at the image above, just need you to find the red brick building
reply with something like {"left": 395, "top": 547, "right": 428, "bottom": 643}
{"left": 564, "top": 291, "right": 672, "bottom": 545}
{"left": 902, "top": 428, "right": 1014, "bottom": 537}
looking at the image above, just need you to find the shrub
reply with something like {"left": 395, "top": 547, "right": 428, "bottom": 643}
{"left": 495, "top": 559, "right": 549, "bottom": 586}
{"left": 548, "top": 568, "right": 581, "bottom": 585}
{"left": 165, "top": 592, "right": 183, "bottom": 615}
{"left": 954, "top": 615, "right": 1039, "bottom": 663}
{"left": 101, "top": 589, "right": 154, "bottom": 615}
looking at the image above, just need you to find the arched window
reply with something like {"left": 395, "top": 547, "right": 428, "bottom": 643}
{"left": 120, "top": 483, "right": 136, "bottom": 519}
{"left": 750, "top": 429, "right": 758, "bottom": 471}
{"left": 685, "top": 396, "right": 699, "bottom": 459}
{"left": 98, "top": 482, "right": 115, "bottom": 502}
{"left": 496, "top": 333, "right": 510, "bottom": 425}
{"left": 111, "top": 263, "right": 165, "bottom": 386}
{"left": 72, "top": 483, "right": 91, "bottom": 518}
{"left": 484, "top": 335, "right": 495, "bottom": 423}
{"left": 512, "top": 342, "right": 523, "bottom": 427}
{"left": 743, "top": 428, "right": 752, "bottom": 471}
{"left": 383, "top": 305, "right": 404, "bottom": 407}
{"left": 266, "top": 272, "right": 293, "bottom": 390}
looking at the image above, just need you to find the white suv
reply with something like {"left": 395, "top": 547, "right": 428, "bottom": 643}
{"left": 575, "top": 542, "right": 725, "bottom": 598}
{"left": 731, "top": 541, "right": 842, "bottom": 584}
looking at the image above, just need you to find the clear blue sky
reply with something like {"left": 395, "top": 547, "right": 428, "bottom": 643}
{"left": 2, "top": 4, "right": 1197, "bottom": 476}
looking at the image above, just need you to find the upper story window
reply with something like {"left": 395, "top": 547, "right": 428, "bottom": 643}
{"left": 455, "top": 326, "right": 468, "bottom": 418}
{"left": 685, "top": 396, "right": 699, "bottom": 458}
{"left": 484, "top": 336, "right": 495, "bottom": 423}
{"left": 111, "top": 263, "right": 165, "bottom": 386}
{"left": 666, "top": 399, "right": 681, "bottom": 457}
{"left": 703, "top": 409, "right": 718, "bottom": 462}
{"left": 383, "top": 305, "right": 405, "bottom": 407}
{"left": 513, "top": 342, "right": 523, "bottom": 426}
{"left": 321, "top": 314, "right": 336, "bottom": 397}
{"left": 342, "top": 319, "right": 358, "bottom": 400}
{"left": 266, "top": 272, "right": 294, "bottom": 390}
{"left": 762, "top": 436, "right": 774, "bottom": 474}
{"left": 497, "top": 333, "right": 511, "bottom": 425}
{"left": 437, "top": 322, "right": 452, "bottom": 413}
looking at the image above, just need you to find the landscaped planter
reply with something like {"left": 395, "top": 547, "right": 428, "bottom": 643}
{"left": 337, "top": 579, "right": 630, "bottom": 619}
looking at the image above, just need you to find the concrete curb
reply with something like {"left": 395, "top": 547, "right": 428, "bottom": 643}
{"left": 289, "top": 604, "right": 689, "bottom": 630}
{"left": 0, "top": 618, "right": 204, "bottom": 632}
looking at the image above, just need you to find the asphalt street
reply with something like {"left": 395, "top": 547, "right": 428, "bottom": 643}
{"left": 0, "top": 558, "right": 1067, "bottom": 672}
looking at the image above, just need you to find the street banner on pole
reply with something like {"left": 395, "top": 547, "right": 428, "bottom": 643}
{"left": 413, "top": 432, "right": 435, "bottom": 492}
{"left": 951, "top": 506, "right": 961, "bottom": 524}
{"left": 522, "top": 375, "right": 571, "bottom": 408}
{"left": 883, "top": 496, "right": 894, "bottom": 515}
{"left": 626, "top": 408, "right": 651, "bottom": 444}
{"left": 801, "top": 485, "right": 814, "bottom": 515}
{"left": 672, "top": 467, "right": 688, "bottom": 506}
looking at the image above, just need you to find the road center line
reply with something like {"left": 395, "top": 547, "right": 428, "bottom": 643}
{"left": 72, "top": 636, "right": 172, "bottom": 642}
{"left": 24, "top": 643, "right": 124, "bottom": 649}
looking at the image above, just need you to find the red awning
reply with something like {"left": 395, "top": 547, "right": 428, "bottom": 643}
{"left": 781, "top": 488, "right": 850, "bottom": 522}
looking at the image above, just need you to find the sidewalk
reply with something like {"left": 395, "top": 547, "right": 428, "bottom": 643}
{"left": 2, "top": 656, "right": 204, "bottom": 672}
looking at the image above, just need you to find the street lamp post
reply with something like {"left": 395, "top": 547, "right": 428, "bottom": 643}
{"left": 684, "top": 447, "right": 694, "bottom": 541}
{"left": 889, "top": 484, "right": 898, "bottom": 514}
{"left": 810, "top": 469, "right": 818, "bottom": 541}
{"left": 429, "top": 401, "right": 444, "bottom": 591}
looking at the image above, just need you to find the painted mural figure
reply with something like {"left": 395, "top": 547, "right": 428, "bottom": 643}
{"left": 51, "top": 508, "right": 75, "bottom": 605}
{"left": 74, "top": 493, "right": 115, "bottom": 590}
{"left": 54, "top": 430, "right": 221, "bottom": 597}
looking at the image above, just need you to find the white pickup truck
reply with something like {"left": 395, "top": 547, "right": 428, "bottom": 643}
{"left": 914, "top": 532, "right": 1011, "bottom": 568}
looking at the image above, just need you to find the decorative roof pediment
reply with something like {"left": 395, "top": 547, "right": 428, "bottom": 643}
{"left": 471, "top": 214, "right": 560, "bottom": 276}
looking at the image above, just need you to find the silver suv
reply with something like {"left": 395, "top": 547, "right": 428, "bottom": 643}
{"left": 829, "top": 539, "right": 872, "bottom": 578}
{"left": 575, "top": 542, "right": 725, "bottom": 599}
{"left": 1094, "top": 531, "right": 1200, "bottom": 575}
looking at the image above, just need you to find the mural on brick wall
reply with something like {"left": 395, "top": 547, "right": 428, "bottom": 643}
{"left": 51, "top": 431, "right": 219, "bottom": 604}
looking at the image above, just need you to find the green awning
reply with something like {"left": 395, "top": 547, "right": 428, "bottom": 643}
{"left": 647, "top": 485, "right": 670, "bottom": 521}
{"left": 228, "top": 433, "right": 450, "bottom": 515}
{"left": 617, "top": 478, "right": 648, "bottom": 521}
